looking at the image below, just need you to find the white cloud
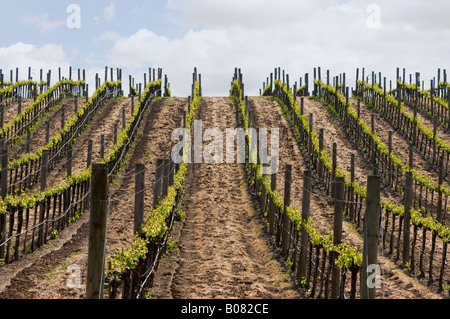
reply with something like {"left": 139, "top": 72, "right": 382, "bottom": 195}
{"left": 104, "top": 2, "right": 116, "bottom": 22}
{"left": 0, "top": 42, "right": 70, "bottom": 83}
{"left": 20, "top": 13, "right": 65, "bottom": 33}
{"left": 95, "top": 31, "right": 123, "bottom": 42}
{"left": 9, "top": 0, "right": 434, "bottom": 98}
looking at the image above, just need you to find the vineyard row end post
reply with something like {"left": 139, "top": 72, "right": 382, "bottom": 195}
{"left": 360, "top": 175, "right": 381, "bottom": 299}
{"left": 86, "top": 163, "right": 109, "bottom": 299}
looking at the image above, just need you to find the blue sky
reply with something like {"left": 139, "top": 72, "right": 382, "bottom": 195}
{"left": 1, "top": 0, "right": 449, "bottom": 96}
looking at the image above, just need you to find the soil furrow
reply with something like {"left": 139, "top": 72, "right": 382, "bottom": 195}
{"left": 0, "top": 97, "right": 183, "bottom": 299}
{"left": 9, "top": 98, "right": 77, "bottom": 160}
{"left": 245, "top": 94, "right": 443, "bottom": 299}
{"left": 155, "top": 97, "right": 302, "bottom": 299}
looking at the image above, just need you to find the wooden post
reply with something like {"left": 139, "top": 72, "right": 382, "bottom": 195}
{"left": 437, "top": 155, "right": 444, "bottom": 222}
{"left": 113, "top": 123, "right": 118, "bottom": 145}
{"left": 300, "top": 97, "right": 304, "bottom": 115}
{"left": 87, "top": 140, "right": 93, "bottom": 169}
{"left": 67, "top": 145, "right": 72, "bottom": 177}
{"left": 134, "top": 164, "right": 145, "bottom": 235}
{"left": 350, "top": 154, "right": 355, "bottom": 220}
{"left": 298, "top": 170, "right": 311, "bottom": 283}
{"left": 45, "top": 121, "right": 50, "bottom": 144}
{"left": 38, "top": 150, "right": 49, "bottom": 247}
{"left": 0, "top": 141, "right": 8, "bottom": 259}
{"left": 357, "top": 99, "right": 361, "bottom": 119}
{"left": 281, "top": 164, "right": 292, "bottom": 257}
{"left": 432, "top": 121, "right": 437, "bottom": 164}
{"left": 409, "top": 146, "right": 413, "bottom": 170}
{"left": 61, "top": 108, "right": 65, "bottom": 129}
{"left": 371, "top": 114, "right": 375, "bottom": 133}
{"left": 18, "top": 96, "right": 22, "bottom": 114}
{"left": 41, "top": 150, "right": 49, "bottom": 192}
{"left": 269, "top": 166, "right": 277, "bottom": 235}
{"left": 360, "top": 175, "right": 381, "bottom": 299}
{"left": 331, "top": 176, "right": 345, "bottom": 298}
{"left": 403, "top": 171, "right": 413, "bottom": 265}
{"left": 388, "top": 131, "right": 393, "bottom": 184}
{"left": 153, "top": 159, "right": 163, "bottom": 208}
{"left": 308, "top": 113, "right": 313, "bottom": 163}
{"left": 86, "top": 164, "right": 109, "bottom": 299}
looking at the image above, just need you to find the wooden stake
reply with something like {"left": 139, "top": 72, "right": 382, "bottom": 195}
{"left": 86, "top": 164, "right": 109, "bottom": 299}
{"left": 331, "top": 176, "right": 345, "bottom": 299}
{"left": 87, "top": 140, "right": 93, "bottom": 169}
{"left": 331, "top": 143, "right": 337, "bottom": 197}
{"left": 437, "top": 155, "right": 444, "bottom": 222}
{"left": 360, "top": 175, "right": 381, "bottom": 299}
{"left": 134, "top": 164, "right": 145, "bottom": 235}
{"left": 0, "top": 141, "right": 7, "bottom": 259}
{"left": 298, "top": 170, "right": 311, "bottom": 283}
{"left": 281, "top": 164, "right": 292, "bottom": 257}
{"left": 40, "top": 150, "right": 49, "bottom": 192}
{"left": 403, "top": 171, "right": 413, "bottom": 265}
{"left": 45, "top": 121, "right": 50, "bottom": 144}
{"left": 67, "top": 145, "right": 72, "bottom": 177}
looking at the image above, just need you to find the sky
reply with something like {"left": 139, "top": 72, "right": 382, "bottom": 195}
{"left": 0, "top": 0, "right": 449, "bottom": 97}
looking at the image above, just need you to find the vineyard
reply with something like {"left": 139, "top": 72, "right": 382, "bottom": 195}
{"left": 0, "top": 64, "right": 448, "bottom": 300}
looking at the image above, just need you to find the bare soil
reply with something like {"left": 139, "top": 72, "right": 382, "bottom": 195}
{"left": 2, "top": 98, "right": 34, "bottom": 127}
{"left": 9, "top": 98, "right": 77, "bottom": 160}
{"left": 255, "top": 95, "right": 444, "bottom": 299}
{"left": 351, "top": 98, "right": 441, "bottom": 185}
{"left": 0, "top": 95, "right": 445, "bottom": 300}
{"left": 0, "top": 97, "right": 185, "bottom": 299}
{"left": 21, "top": 98, "right": 130, "bottom": 197}
{"left": 150, "top": 97, "right": 303, "bottom": 299}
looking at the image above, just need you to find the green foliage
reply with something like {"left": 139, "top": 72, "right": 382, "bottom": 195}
{"left": 0, "top": 80, "right": 85, "bottom": 139}
{"left": 105, "top": 77, "right": 201, "bottom": 282}
{"left": 317, "top": 79, "right": 450, "bottom": 244}
{"left": 0, "top": 80, "right": 38, "bottom": 96}
{"left": 359, "top": 80, "right": 450, "bottom": 155}
{"left": 232, "top": 77, "right": 363, "bottom": 270}
{"left": 50, "top": 229, "right": 59, "bottom": 239}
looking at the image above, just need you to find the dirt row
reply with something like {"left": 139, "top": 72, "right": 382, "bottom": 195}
{"left": 348, "top": 97, "right": 450, "bottom": 295}
{"left": 351, "top": 98, "right": 443, "bottom": 186}
{"left": 150, "top": 97, "right": 303, "bottom": 299}
{"left": 2, "top": 98, "right": 34, "bottom": 128}
{"left": 256, "top": 95, "right": 442, "bottom": 299}
{"left": 0, "top": 94, "right": 445, "bottom": 299}
{"left": 402, "top": 99, "right": 450, "bottom": 146}
{"left": 9, "top": 98, "right": 77, "bottom": 161}
{"left": 0, "top": 97, "right": 186, "bottom": 299}
{"left": 21, "top": 97, "right": 131, "bottom": 196}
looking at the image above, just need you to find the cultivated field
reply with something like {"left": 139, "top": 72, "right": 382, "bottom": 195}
{"left": 0, "top": 66, "right": 448, "bottom": 300}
